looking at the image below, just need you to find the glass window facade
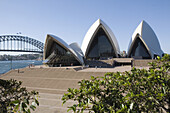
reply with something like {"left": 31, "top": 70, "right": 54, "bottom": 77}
{"left": 129, "top": 37, "right": 151, "bottom": 59}
{"left": 46, "top": 42, "right": 81, "bottom": 66}
{"left": 86, "top": 28, "right": 116, "bottom": 60}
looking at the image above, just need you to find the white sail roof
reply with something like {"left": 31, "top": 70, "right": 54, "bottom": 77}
{"left": 81, "top": 19, "right": 120, "bottom": 57}
{"left": 69, "top": 42, "right": 84, "bottom": 57}
{"left": 43, "top": 34, "right": 84, "bottom": 65}
{"left": 128, "top": 20, "right": 164, "bottom": 58}
{"left": 69, "top": 42, "right": 84, "bottom": 64}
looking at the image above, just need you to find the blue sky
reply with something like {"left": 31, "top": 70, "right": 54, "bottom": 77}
{"left": 0, "top": 0, "right": 170, "bottom": 54}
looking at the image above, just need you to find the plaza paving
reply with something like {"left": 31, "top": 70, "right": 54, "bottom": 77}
{"left": 0, "top": 66, "right": 135, "bottom": 113}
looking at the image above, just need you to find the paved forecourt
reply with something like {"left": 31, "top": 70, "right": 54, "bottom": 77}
{"left": 0, "top": 66, "right": 132, "bottom": 113}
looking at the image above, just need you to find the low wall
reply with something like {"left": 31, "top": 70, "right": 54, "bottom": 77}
{"left": 100, "top": 59, "right": 114, "bottom": 66}
{"left": 132, "top": 59, "right": 154, "bottom": 67}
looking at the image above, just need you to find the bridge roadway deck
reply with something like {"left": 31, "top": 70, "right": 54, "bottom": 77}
{"left": 0, "top": 65, "right": 135, "bottom": 113}
{"left": 0, "top": 49, "right": 43, "bottom": 53}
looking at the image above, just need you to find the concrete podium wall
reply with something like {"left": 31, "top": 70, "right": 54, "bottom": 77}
{"left": 132, "top": 59, "right": 154, "bottom": 67}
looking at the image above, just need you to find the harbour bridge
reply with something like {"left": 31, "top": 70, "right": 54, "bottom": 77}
{"left": 0, "top": 35, "right": 44, "bottom": 53}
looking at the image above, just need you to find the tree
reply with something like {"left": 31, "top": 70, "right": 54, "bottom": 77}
{"left": 0, "top": 79, "right": 39, "bottom": 113}
{"left": 62, "top": 54, "right": 170, "bottom": 112}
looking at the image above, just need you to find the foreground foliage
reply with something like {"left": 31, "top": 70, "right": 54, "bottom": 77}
{"left": 62, "top": 54, "right": 170, "bottom": 112}
{"left": 0, "top": 79, "right": 39, "bottom": 113}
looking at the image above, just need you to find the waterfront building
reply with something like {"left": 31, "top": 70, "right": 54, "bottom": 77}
{"left": 43, "top": 19, "right": 164, "bottom": 67}
{"left": 127, "top": 20, "right": 164, "bottom": 59}
{"left": 43, "top": 19, "right": 120, "bottom": 66}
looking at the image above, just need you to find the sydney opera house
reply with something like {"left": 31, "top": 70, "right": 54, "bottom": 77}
{"left": 127, "top": 21, "right": 164, "bottom": 59}
{"left": 43, "top": 19, "right": 164, "bottom": 67}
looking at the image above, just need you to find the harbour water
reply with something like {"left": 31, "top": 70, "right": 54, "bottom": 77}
{"left": 0, "top": 60, "right": 42, "bottom": 74}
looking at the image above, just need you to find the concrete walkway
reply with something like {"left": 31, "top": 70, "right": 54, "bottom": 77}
{"left": 0, "top": 65, "right": 152, "bottom": 113}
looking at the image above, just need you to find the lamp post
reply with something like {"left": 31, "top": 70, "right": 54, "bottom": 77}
{"left": 10, "top": 55, "right": 12, "bottom": 70}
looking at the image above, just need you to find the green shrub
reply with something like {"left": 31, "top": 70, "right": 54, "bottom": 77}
{"left": 62, "top": 54, "right": 170, "bottom": 112}
{"left": 0, "top": 79, "right": 39, "bottom": 113}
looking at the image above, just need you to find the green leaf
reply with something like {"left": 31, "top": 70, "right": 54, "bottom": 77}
{"left": 27, "top": 108, "right": 31, "bottom": 113}
{"left": 35, "top": 99, "right": 39, "bottom": 106}
{"left": 130, "top": 103, "right": 134, "bottom": 110}
{"left": 22, "top": 102, "right": 27, "bottom": 108}
{"left": 11, "top": 100, "right": 20, "bottom": 105}
{"left": 30, "top": 105, "right": 36, "bottom": 111}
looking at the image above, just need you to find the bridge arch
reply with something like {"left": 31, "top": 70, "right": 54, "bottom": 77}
{"left": 0, "top": 35, "right": 44, "bottom": 53}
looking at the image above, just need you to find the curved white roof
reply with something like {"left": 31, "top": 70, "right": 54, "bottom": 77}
{"left": 43, "top": 34, "right": 84, "bottom": 65}
{"left": 69, "top": 42, "right": 84, "bottom": 57}
{"left": 81, "top": 19, "right": 120, "bottom": 57}
{"left": 128, "top": 20, "right": 164, "bottom": 58}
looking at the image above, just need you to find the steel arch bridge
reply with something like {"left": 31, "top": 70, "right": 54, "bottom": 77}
{"left": 0, "top": 35, "right": 44, "bottom": 53}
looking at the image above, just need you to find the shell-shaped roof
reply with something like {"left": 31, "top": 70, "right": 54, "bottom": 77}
{"left": 43, "top": 34, "right": 84, "bottom": 64}
{"left": 81, "top": 19, "right": 120, "bottom": 57}
{"left": 128, "top": 20, "right": 164, "bottom": 58}
{"left": 69, "top": 42, "right": 84, "bottom": 64}
{"left": 69, "top": 42, "right": 84, "bottom": 57}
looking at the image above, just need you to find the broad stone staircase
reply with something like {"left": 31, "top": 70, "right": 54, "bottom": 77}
{"left": 34, "top": 93, "right": 77, "bottom": 113}
{"left": 0, "top": 67, "right": 105, "bottom": 113}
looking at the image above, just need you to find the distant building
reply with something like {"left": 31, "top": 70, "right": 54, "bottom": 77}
{"left": 43, "top": 19, "right": 164, "bottom": 67}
